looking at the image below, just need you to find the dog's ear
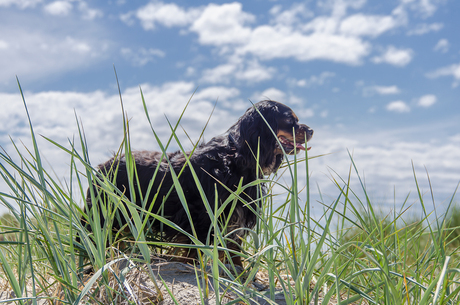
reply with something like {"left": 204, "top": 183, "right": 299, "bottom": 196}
{"left": 235, "top": 102, "right": 279, "bottom": 171}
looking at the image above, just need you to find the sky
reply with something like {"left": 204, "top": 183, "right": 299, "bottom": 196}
{"left": 0, "top": 0, "right": 459, "bottom": 218}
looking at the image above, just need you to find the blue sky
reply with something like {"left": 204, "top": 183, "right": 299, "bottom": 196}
{"left": 1, "top": 0, "right": 459, "bottom": 216}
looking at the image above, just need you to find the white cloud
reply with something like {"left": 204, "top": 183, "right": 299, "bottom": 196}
{"left": 201, "top": 64, "right": 237, "bottom": 84}
{"left": 126, "top": 2, "right": 416, "bottom": 66}
{"left": 127, "top": 1, "right": 273, "bottom": 52}
{"left": 0, "top": 1, "right": 113, "bottom": 87}
{"left": 427, "top": 63, "right": 460, "bottom": 79}
{"left": 0, "top": 40, "right": 8, "bottom": 50}
{"left": 310, "top": 131, "right": 460, "bottom": 214}
{"left": 302, "top": 15, "right": 340, "bottom": 34}
{"left": 119, "top": 12, "right": 135, "bottom": 26}
{"left": 289, "top": 72, "right": 335, "bottom": 87}
{"left": 403, "top": 0, "right": 439, "bottom": 18}
{"left": 363, "top": 85, "right": 401, "bottom": 96}
{"left": 406, "top": 22, "right": 443, "bottom": 35}
{"left": 236, "top": 60, "right": 276, "bottom": 83}
{"left": 251, "top": 88, "right": 306, "bottom": 109}
{"left": 317, "top": 0, "right": 367, "bottom": 18}
{"left": 133, "top": 1, "right": 202, "bottom": 30}
{"left": 387, "top": 100, "right": 410, "bottom": 112}
{"left": 191, "top": 2, "right": 409, "bottom": 65}
{"left": 269, "top": 3, "right": 313, "bottom": 27}
{"left": 121, "top": 47, "right": 165, "bottom": 66}
{"left": 299, "top": 108, "right": 314, "bottom": 118}
{"left": 238, "top": 28, "right": 370, "bottom": 65}
{"left": 0, "top": 29, "right": 109, "bottom": 85}
{"left": 78, "top": 1, "right": 103, "bottom": 20}
{"left": 44, "top": 1, "right": 72, "bottom": 16}
{"left": 417, "top": 94, "right": 437, "bottom": 107}
{"left": 41, "top": 1, "right": 102, "bottom": 19}
{"left": 339, "top": 13, "right": 399, "bottom": 37}
{"left": 433, "top": 39, "right": 449, "bottom": 53}
{"left": 65, "top": 36, "right": 92, "bottom": 53}
{"left": 0, "top": 0, "right": 41, "bottom": 9}
{"left": 0, "top": 82, "right": 244, "bottom": 161}
{"left": 193, "top": 86, "right": 240, "bottom": 102}
{"left": 257, "top": 88, "right": 286, "bottom": 103}
{"left": 372, "top": 85, "right": 401, "bottom": 95}
{"left": 372, "top": 46, "right": 413, "bottom": 67}
{"left": 200, "top": 58, "right": 275, "bottom": 84}
{"left": 190, "top": 3, "right": 255, "bottom": 46}
{"left": 426, "top": 62, "right": 460, "bottom": 87}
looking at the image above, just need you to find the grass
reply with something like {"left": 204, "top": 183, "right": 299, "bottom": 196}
{"left": 0, "top": 80, "right": 460, "bottom": 304}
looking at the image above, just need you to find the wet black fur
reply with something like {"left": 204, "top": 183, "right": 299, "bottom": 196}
{"left": 83, "top": 100, "right": 312, "bottom": 263}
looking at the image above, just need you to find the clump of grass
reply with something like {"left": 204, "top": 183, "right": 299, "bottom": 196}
{"left": 0, "top": 79, "right": 459, "bottom": 304}
{"left": 444, "top": 206, "right": 460, "bottom": 249}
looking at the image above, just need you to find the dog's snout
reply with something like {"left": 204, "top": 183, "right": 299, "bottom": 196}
{"left": 300, "top": 124, "right": 313, "bottom": 133}
{"left": 298, "top": 124, "right": 313, "bottom": 141}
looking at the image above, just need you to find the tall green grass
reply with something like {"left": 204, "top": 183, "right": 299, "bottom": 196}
{"left": 0, "top": 81, "right": 459, "bottom": 304}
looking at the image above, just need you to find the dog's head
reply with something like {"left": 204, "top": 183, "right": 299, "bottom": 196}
{"left": 269, "top": 101, "right": 313, "bottom": 156}
{"left": 232, "top": 100, "right": 313, "bottom": 174}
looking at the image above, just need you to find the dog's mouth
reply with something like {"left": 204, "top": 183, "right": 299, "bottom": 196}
{"left": 278, "top": 136, "right": 311, "bottom": 154}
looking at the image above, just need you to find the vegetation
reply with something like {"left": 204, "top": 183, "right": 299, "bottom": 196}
{"left": 0, "top": 82, "right": 459, "bottom": 304}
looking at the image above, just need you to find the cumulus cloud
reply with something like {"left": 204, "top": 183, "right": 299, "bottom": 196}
{"left": 0, "top": 3, "right": 110, "bottom": 87}
{"left": 250, "top": 88, "right": 306, "bottom": 111}
{"left": 387, "top": 100, "right": 410, "bottom": 112}
{"left": 187, "top": 2, "right": 407, "bottom": 65}
{"left": 417, "top": 94, "right": 437, "bottom": 107}
{"left": 43, "top": 1, "right": 72, "bottom": 16}
{"left": 200, "top": 64, "right": 237, "bottom": 84}
{"left": 0, "top": 0, "right": 41, "bottom": 9}
{"left": 288, "top": 72, "right": 335, "bottom": 87}
{"left": 0, "top": 82, "right": 243, "bottom": 161}
{"left": 426, "top": 62, "right": 460, "bottom": 87}
{"left": 42, "top": 0, "right": 101, "bottom": 19}
{"left": 339, "top": 13, "right": 399, "bottom": 37}
{"left": 407, "top": 22, "right": 443, "bottom": 35}
{"left": 190, "top": 3, "right": 255, "bottom": 46}
{"left": 310, "top": 131, "right": 460, "bottom": 214}
{"left": 126, "top": 1, "right": 416, "bottom": 66}
{"left": 363, "top": 85, "right": 401, "bottom": 96}
{"left": 269, "top": 3, "right": 313, "bottom": 27}
{"left": 235, "top": 60, "right": 276, "bottom": 83}
{"left": 0, "top": 28, "right": 107, "bottom": 83}
{"left": 200, "top": 58, "right": 276, "bottom": 84}
{"left": 123, "top": 1, "right": 202, "bottom": 30}
{"left": 238, "top": 29, "right": 370, "bottom": 65}
{"left": 404, "top": 0, "right": 439, "bottom": 18}
{"left": 372, "top": 46, "right": 413, "bottom": 67}
{"left": 433, "top": 39, "right": 449, "bottom": 53}
{"left": 121, "top": 47, "right": 165, "bottom": 66}
{"left": 257, "top": 88, "right": 287, "bottom": 103}
{"left": 77, "top": 1, "right": 103, "bottom": 20}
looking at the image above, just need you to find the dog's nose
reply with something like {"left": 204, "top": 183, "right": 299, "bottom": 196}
{"left": 298, "top": 124, "right": 313, "bottom": 141}
{"left": 301, "top": 125, "right": 313, "bottom": 134}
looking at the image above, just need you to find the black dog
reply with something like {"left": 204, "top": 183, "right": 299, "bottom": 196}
{"left": 84, "top": 100, "right": 313, "bottom": 266}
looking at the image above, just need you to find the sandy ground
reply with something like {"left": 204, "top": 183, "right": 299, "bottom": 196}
{"left": 0, "top": 257, "right": 335, "bottom": 304}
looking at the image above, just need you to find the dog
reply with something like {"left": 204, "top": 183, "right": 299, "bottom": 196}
{"left": 83, "top": 100, "right": 313, "bottom": 267}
